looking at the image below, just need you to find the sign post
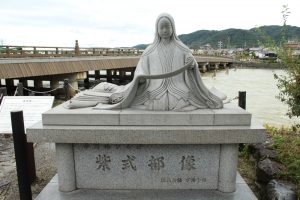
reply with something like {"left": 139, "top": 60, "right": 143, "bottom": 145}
{"left": 11, "top": 110, "right": 33, "bottom": 200}
{"left": 0, "top": 96, "right": 54, "bottom": 134}
{"left": 0, "top": 96, "right": 54, "bottom": 186}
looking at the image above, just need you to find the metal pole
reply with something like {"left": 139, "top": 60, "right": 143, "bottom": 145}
{"left": 238, "top": 91, "right": 246, "bottom": 110}
{"left": 11, "top": 110, "right": 32, "bottom": 200}
{"left": 238, "top": 91, "right": 246, "bottom": 151}
{"left": 107, "top": 70, "right": 112, "bottom": 83}
{"left": 26, "top": 142, "right": 36, "bottom": 183}
{"left": 0, "top": 87, "right": 7, "bottom": 104}
{"left": 17, "top": 83, "right": 24, "bottom": 96}
{"left": 64, "top": 79, "right": 70, "bottom": 100}
{"left": 84, "top": 72, "right": 90, "bottom": 89}
{"left": 95, "top": 70, "right": 100, "bottom": 80}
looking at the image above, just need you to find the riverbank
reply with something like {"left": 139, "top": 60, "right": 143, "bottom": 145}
{"left": 264, "top": 124, "right": 299, "bottom": 197}
{"left": 239, "top": 61, "right": 283, "bottom": 69}
{"left": 238, "top": 124, "right": 299, "bottom": 199}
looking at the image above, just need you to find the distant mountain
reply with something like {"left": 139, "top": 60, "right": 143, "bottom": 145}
{"left": 132, "top": 44, "right": 149, "bottom": 49}
{"left": 179, "top": 28, "right": 259, "bottom": 49}
{"left": 133, "top": 25, "right": 300, "bottom": 49}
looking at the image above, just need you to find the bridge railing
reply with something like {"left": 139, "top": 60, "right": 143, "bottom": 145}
{"left": 0, "top": 45, "right": 144, "bottom": 58}
{"left": 0, "top": 44, "right": 234, "bottom": 59}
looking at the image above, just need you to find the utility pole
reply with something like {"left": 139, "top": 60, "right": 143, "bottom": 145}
{"left": 227, "top": 36, "right": 231, "bottom": 49}
{"left": 75, "top": 40, "right": 80, "bottom": 56}
{"left": 217, "top": 41, "right": 223, "bottom": 49}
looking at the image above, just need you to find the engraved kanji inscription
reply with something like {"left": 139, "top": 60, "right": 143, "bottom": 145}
{"left": 122, "top": 155, "right": 137, "bottom": 171}
{"left": 96, "top": 154, "right": 111, "bottom": 171}
{"left": 161, "top": 176, "right": 206, "bottom": 184}
{"left": 186, "top": 177, "right": 207, "bottom": 183}
{"left": 180, "top": 155, "right": 196, "bottom": 171}
{"left": 148, "top": 156, "right": 164, "bottom": 171}
{"left": 161, "top": 177, "right": 182, "bottom": 183}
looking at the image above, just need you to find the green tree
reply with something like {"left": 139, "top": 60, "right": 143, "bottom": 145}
{"left": 274, "top": 5, "right": 300, "bottom": 118}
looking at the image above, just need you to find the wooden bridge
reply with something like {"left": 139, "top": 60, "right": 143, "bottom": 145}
{"left": 0, "top": 42, "right": 238, "bottom": 97}
{"left": 0, "top": 44, "right": 144, "bottom": 58}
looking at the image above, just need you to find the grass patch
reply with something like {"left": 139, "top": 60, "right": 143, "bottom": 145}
{"left": 265, "top": 124, "right": 300, "bottom": 196}
{"left": 238, "top": 149, "right": 260, "bottom": 198}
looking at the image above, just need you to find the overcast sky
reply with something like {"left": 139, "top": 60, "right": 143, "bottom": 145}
{"left": 0, "top": 0, "right": 299, "bottom": 47}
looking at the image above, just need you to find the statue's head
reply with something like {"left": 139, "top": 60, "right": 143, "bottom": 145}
{"left": 157, "top": 17, "right": 173, "bottom": 40}
{"left": 155, "top": 13, "right": 176, "bottom": 41}
{"left": 143, "top": 13, "right": 190, "bottom": 56}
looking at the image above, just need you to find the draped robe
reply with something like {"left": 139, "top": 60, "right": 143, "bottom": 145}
{"left": 66, "top": 13, "right": 223, "bottom": 110}
{"left": 129, "top": 41, "right": 223, "bottom": 111}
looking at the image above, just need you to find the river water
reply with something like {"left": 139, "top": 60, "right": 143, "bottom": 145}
{"left": 201, "top": 68, "right": 300, "bottom": 126}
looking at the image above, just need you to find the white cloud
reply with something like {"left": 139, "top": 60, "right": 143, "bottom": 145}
{"left": 0, "top": 0, "right": 299, "bottom": 47}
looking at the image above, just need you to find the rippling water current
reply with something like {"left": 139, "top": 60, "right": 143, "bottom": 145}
{"left": 201, "top": 68, "right": 300, "bottom": 126}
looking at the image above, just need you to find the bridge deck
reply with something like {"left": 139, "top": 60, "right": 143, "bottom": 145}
{"left": 0, "top": 56, "right": 236, "bottom": 79}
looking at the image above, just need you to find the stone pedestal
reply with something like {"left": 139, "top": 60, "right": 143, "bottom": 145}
{"left": 34, "top": 173, "right": 259, "bottom": 200}
{"left": 27, "top": 103, "right": 265, "bottom": 199}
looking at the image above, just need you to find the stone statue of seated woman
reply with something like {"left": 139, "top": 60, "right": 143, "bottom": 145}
{"left": 66, "top": 13, "right": 225, "bottom": 111}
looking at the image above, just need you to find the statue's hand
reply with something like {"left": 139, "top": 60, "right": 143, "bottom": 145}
{"left": 139, "top": 77, "right": 146, "bottom": 84}
{"left": 93, "top": 82, "right": 119, "bottom": 92}
{"left": 103, "top": 83, "right": 116, "bottom": 91}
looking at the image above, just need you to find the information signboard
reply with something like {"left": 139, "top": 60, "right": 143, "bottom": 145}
{"left": 0, "top": 96, "right": 54, "bottom": 133}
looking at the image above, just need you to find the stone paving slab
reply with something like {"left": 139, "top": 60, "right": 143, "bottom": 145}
{"left": 35, "top": 173, "right": 257, "bottom": 200}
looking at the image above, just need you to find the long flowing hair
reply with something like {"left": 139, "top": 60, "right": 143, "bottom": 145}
{"left": 142, "top": 13, "right": 191, "bottom": 56}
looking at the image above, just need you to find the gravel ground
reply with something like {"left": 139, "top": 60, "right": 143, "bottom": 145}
{"left": 0, "top": 135, "right": 56, "bottom": 200}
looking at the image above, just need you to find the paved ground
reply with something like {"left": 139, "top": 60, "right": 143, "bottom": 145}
{"left": 0, "top": 135, "right": 56, "bottom": 200}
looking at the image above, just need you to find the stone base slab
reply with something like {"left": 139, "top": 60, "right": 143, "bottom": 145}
{"left": 35, "top": 174, "right": 257, "bottom": 200}
{"left": 27, "top": 123, "right": 265, "bottom": 144}
{"left": 42, "top": 103, "right": 251, "bottom": 126}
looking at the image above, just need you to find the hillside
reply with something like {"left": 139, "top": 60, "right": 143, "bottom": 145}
{"left": 133, "top": 25, "right": 300, "bottom": 49}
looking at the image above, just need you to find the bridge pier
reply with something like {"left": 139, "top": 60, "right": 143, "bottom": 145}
{"left": 5, "top": 79, "right": 15, "bottom": 95}
{"left": 84, "top": 72, "right": 90, "bottom": 89}
{"left": 95, "top": 70, "right": 100, "bottom": 80}
{"left": 34, "top": 79, "right": 43, "bottom": 88}
{"left": 50, "top": 79, "right": 60, "bottom": 96}
{"left": 33, "top": 79, "right": 44, "bottom": 96}
{"left": 219, "top": 63, "right": 227, "bottom": 69}
{"left": 205, "top": 63, "right": 211, "bottom": 71}
{"left": 19, "top": 78, "right": 28, "bottom": 96}
{"left": 201, "top": 65, "right": 207, "bottom": 73}
{"left": 131, "top": 68, "right": 135, "bottom": 78}
{"left": 215, "top": 64, "right": 219, "bottom": 70}
{"left": 51, "top": 72, "right": 86, "bottom": 97}
{"left": 119, "top": 69, "right": 126, "bottom": 84}
{"left": 85, "top": 68, "right": 135, "bottom": 86}
{"left": 107, "top": 70, "right": 112, "bottom": 83}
